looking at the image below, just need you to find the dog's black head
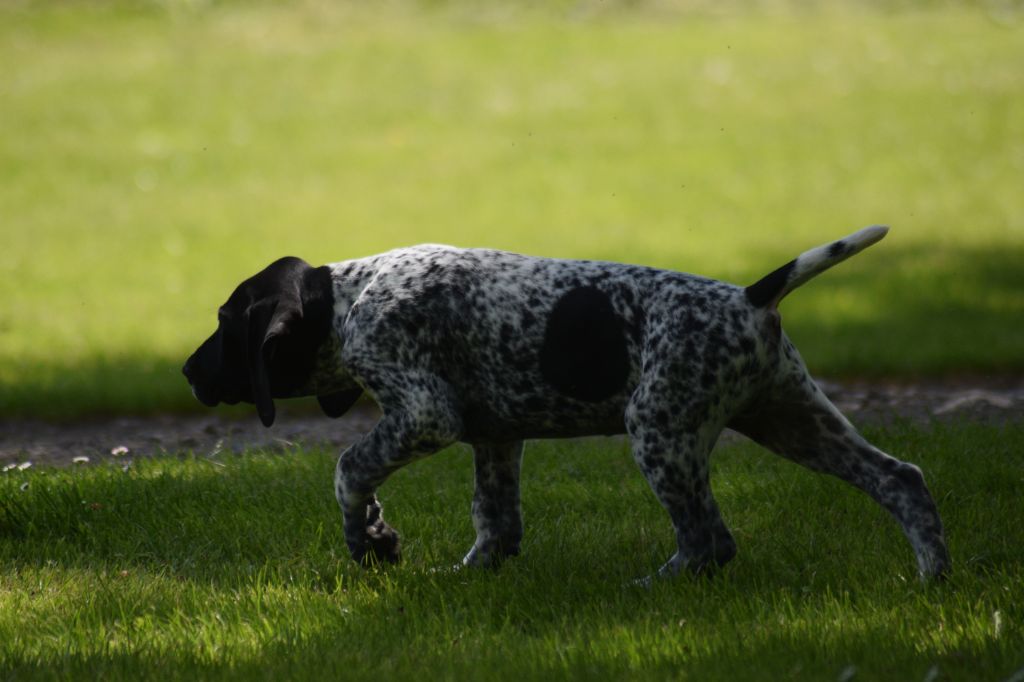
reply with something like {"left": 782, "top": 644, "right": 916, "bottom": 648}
{"left": 183, "top": 257, "right": 358, "bottom": 427}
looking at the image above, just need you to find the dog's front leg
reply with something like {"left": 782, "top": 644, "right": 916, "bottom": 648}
{"left": 334, "top": 401, "right": 461, "bottom": 566}
{"left": 334, "top": 425, "right": 407, "bottom": 566}
{"left": 462, "top": 440, "right": 525, "bottom": 567}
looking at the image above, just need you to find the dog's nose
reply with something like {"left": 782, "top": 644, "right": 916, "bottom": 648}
{"left": 182, "top": 356, "right": 196, "bottom": 382}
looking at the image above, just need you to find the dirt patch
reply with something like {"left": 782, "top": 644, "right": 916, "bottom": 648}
{"left": 2, "top": 378, "right": 1022, "bottom": 469}
{"left": 0, "top": 403, "right": 382, "bottom": 471}
{"left": 816, "top": 376, "right": 1024, "bottom": 427}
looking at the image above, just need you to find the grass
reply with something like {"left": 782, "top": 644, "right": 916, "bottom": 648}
{"left": 1, "top": 2, "right": 1023, "bottom": 417}
{"left": 1, "top": 423, "right": 1022, "bottom": 680}
{"left": 2, "top": 9, "right": 1019, "bottom": 680}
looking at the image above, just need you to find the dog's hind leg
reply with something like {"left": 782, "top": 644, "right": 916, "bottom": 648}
{"left": 730, "top": 369, "right": 950, "bottom": 580}
{"left": 462, "top": 440, "right": 525, "bottom": 567}
{"left": 626, "top": 380, "right": 737, "bottom": 580}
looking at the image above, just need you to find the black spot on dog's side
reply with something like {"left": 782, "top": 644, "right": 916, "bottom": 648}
{"left": 539, "top": 286, "right": 629, "bottom": 402}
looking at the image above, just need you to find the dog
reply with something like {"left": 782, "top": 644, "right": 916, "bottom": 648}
{"left": 183, "top": 226, "right": 950, "bottom": 580}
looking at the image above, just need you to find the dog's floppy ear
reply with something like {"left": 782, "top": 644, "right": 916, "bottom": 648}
{"left": 247, "top": 298, "right": 302, "bottom": 428}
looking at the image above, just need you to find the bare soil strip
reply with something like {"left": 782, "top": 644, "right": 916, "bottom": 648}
{"left": 2, "top": 379, "right": 1022, "bottom": 468}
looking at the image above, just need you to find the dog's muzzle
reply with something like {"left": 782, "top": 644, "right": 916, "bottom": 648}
{"left": 182, "top": 358, "right": 223, "bottom": 407}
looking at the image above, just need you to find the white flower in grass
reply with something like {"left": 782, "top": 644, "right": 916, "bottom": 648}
{"left": 73, "top": 456, "right": 90, "bottom": 465}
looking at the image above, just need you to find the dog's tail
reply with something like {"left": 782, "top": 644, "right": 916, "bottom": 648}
{"left": 745, "top": 225, "right": 889, "bottom": 309}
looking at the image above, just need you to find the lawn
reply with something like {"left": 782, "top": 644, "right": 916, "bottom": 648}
{"left": 1, "top": 1, "right": 1022, "bottom": 418}
{"left": 1, "top": 3, "right": 1022, "bottom": 680}
{"left": 1, "top": 424, "right": 1022, "bottom": 680}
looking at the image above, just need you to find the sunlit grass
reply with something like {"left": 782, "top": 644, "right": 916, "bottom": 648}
{"left": 1, "top": 424, "right": 1022, "bottom": 679}
{"left": 1, "top": 2, "right": 1022, "bottom": 417}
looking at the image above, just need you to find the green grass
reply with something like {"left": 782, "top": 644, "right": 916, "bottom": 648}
{"left": 1, "top": 2, "right": 1022, "bottom": 417}
{"left": 1, "top": 423, "right": 1022, "bottom": 680}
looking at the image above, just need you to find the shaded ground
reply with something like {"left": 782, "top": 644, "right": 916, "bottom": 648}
{"left": 2, "top": 378, "right": 1022, "bottom": 469}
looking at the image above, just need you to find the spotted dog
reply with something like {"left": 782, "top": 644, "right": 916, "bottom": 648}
{"left": 183, "top": 226, "right": 950, "bottom": 580}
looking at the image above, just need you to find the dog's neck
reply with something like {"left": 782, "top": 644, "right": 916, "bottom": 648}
{"left": 327, "top": 255, "right": 382, "bottom": 329}
{"left": 297, "top": 256, "right": 383, "bottom": 396}
{"left": 306, "top": 330, "right": 358, "bottom": 396}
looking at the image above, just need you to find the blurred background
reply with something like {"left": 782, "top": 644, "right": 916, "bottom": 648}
{"left": 1, "top": 0, "right": 1021, "bottom": 418}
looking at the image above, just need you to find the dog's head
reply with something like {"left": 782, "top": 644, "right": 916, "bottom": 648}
{"left": 183, "top": 257, "right": 358, "bottom": 427}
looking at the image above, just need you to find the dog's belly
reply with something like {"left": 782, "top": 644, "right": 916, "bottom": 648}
{"left": 458, "top": 390, "right": 632, "bottom": 442}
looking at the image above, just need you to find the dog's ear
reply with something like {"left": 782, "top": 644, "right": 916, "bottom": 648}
{"left": 246, "top": 299, "right": 302, "bottom": 428}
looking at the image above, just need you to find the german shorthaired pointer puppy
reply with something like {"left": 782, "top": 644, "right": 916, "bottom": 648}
{"left": 183, "top": 226, "right": 950, "bottom": 581}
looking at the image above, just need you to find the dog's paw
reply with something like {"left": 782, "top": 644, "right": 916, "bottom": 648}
{"left": 364, "top": 518, "right": 401, "bottom": 565}
{"left": 918, "top": 547, "right": 951, "bottom": 583}
{"left": 347, "top": 497, "right": 402, "bottom": 566}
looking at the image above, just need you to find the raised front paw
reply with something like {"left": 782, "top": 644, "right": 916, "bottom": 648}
{"left": 346, "top": 497, "right": 402, "bottom": 566}
{"left": 364, "top": 516, "right": 401, "bottom": 565}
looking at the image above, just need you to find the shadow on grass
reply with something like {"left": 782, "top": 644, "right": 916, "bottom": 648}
{"left": 780, "top": 242, "right": 1024, "bottom": 376}
{"left": 2, "top": 242, "right": 1022, "bottom": 422}
{"left": 0, "top": 353, "right": 319, "bottom": 421}
{"left": 3, "top": 243, "right": 1022, "bottom": 421}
